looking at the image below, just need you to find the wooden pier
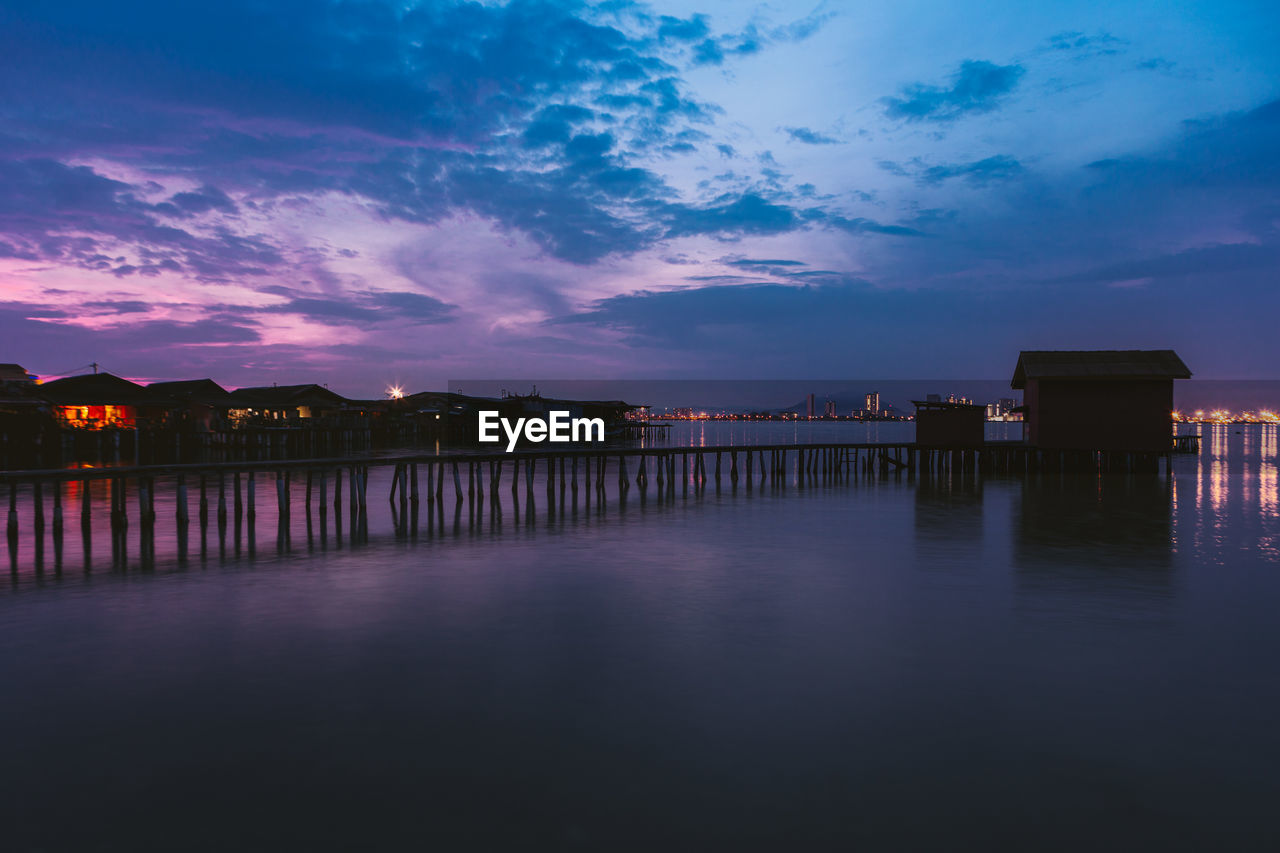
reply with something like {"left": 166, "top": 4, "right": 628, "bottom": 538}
{"left": 3, "top": 441, "right": 1177, "bottom": 574}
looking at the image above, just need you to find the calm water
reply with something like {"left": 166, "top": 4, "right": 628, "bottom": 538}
{"left": 2, "top": 424, "right": 1277, "bottom": 851}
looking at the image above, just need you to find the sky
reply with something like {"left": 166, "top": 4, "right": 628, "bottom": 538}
{"left": 1, "top": 0, "right": 1278, "bottom": 395}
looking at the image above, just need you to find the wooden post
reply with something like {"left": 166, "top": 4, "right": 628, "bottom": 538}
{"left": 32, "top": 480, "right": 45, "bottom": 537}
{"left": 247, "top": 470, "right": 256, "bottom": 517}
{"left": 177, "top": 475, "right": 189, "bottom": 523}
{"left": 137, "top": 478, "right": 149, "bottom": 527}
{"left": 79, "top": 478, "right": 91, "bottom": 529}
{"left": 349, "top": 466, "right": 359, "bottom": 517}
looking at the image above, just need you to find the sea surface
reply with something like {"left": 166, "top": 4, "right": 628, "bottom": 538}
{"left": 1, "top": 423, "right": 1277, "bottom": 851}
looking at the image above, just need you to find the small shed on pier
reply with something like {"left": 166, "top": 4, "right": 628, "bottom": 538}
{"left": 913, "top": 400, "right": 985, "bottom": 448}
{"left": 1011, "top": 350, "right": 1191, "bottom": 452}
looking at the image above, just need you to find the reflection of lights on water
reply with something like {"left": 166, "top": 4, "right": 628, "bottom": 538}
{"left": 1210, "top": 458, "right": 1227, "bottom": 515}
{"left": 1186, "top": 425, "right": 1280, "bottom": 562}
{"left": 1210, "top": 424, "right": 1229, "bottom": 458}
{"left": 1262, "top": 426, "right": 1279, "bottom": 516}
{"left": 1261, "top": 458, "right": 1277, "bottom": 515}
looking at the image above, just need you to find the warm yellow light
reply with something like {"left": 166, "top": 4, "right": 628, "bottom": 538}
{"left": 388, "top": 385, "right": 404, "bottom": 399}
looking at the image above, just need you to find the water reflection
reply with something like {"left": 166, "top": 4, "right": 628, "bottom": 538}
{"left": 1013, "top": 474, "right": 1174, "bottom": 617}
{"left": 914, "top": 469, "right": 983, "bottom": 550}
{"left": 1181, "top": 423, "right": 1280, "bottom": 563}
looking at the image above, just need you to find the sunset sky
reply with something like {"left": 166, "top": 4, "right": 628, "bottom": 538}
{"left": 2, "top": 0, "right": 1278, "bottom": 394}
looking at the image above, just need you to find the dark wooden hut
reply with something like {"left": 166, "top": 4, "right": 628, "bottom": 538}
{"left": 148, "top": 379, "right": 236, "bottom": 431}
{"left": 1011, "top": 350, "right": 1191, "bottom": 452}
{"left": 913, "top": 400, "right": 985, "bottom": 448}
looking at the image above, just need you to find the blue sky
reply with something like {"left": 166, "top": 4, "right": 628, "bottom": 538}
{"left": 1, "top": 0, "right": 1277, "bottom": 393}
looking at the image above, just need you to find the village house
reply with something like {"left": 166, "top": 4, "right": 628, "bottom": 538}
{"left": 148, "top": 378, "right": 237, "bottom": 432}
{"left": 224, "top": 384, "right": 353, "bottom": 425}
{"left": 38, "top": 373, "right": 180, "bottom": 430}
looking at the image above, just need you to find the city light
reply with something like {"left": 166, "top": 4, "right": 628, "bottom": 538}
{"left": 1175, "top": 408, "right": 1280, "bottom": 424}
{"left": 387, "top": 385, "right": 404, "bottom": 399}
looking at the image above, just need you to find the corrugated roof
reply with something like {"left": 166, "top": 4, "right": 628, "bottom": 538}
{"left": 1011, "top": 350, "right": 1191, "bottom": 389}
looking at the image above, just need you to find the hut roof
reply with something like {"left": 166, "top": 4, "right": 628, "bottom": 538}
{"left": 38, "top": 373, "right": 180, "bottom": 407}
{"left": 148, "top": 378, "right": 233, "bottom": 403}
{"left": 1011, "top": 350, "right": 1191, "bottom": 389}
{"left": 227, "top": 384, "right": 350, "bottom": 408}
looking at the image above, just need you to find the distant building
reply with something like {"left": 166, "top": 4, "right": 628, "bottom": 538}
{"left": 824, "top": 400, "right": 837, "bottom": 417}
{"left": 914, "top": 400, "right": 985, "bottom": 447}
{"left": 0, "top": 363, "right": 37, "bottom": 385}
{"left": 865, "top": 391, "right": 880, "bottom": 415}
{"left": 806, "top": 393, "right": 815, "bottom": 418}
{"left": 1011, "top": 350, "right": 1192, "bottom": 451}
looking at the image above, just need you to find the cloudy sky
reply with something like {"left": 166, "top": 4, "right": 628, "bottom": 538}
{"left": 1, "top": 0, "right": 1277, "bottom": 394}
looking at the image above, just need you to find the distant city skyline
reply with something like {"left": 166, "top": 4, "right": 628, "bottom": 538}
{"left": 2, "top": 1, "right": 1279, "bottom": 389}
